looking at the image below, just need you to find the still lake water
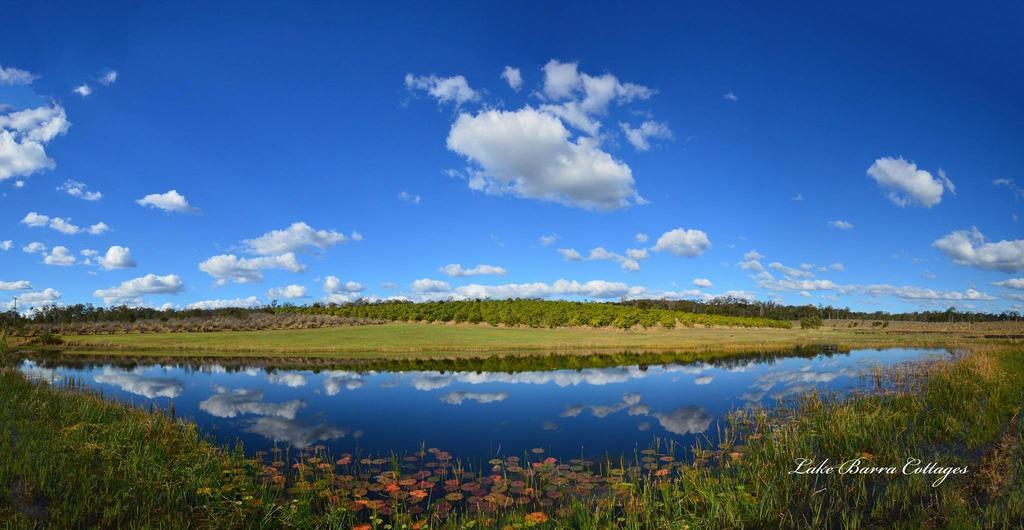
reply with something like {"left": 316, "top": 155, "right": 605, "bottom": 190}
{"left": 19, "top": 348, "right": 945, "bottom": 460}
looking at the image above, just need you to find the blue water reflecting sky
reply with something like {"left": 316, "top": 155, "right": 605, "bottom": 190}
{"left": 20, "top": 348, "right": 944, "bottom": 460}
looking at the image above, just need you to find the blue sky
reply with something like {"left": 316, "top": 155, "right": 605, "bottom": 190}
{"left": 2, "top": 2, "right": 1023, "bottom": 313}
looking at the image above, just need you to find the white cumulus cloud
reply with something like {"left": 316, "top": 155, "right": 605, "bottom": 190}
{"left": 0, "top": 104, "right": 69, "bottom": 181}
{"left": 405, "top": 73, "right": 479, "bottom": 106}
{"left": 21, "top": 212, "right": 109, "bottom": 235}
{"left": 447, "top": 107, "right": 640, "bottom": 210}
{"left": 244, "top": 222, "right": 355, "bottom": 255}
{"left": 199, "top": 253, "right": 304, "bottom": 285}
{"left": 501, "top": 66, "right": 522, "bottom": 90}
{"left": 93, "top": 274, "right": 185, "bottom": 305}
{"left": 933, "top": 227, "right": 1024, "bottom": 273}
{"left": 652, "top": 228, "right": 711, "bottom": 257}
{"left": 4, "top": 288, "right": 61, "bottom": 311}
{"left": 0, "top": 280, "right": 32, "bottom": 291}
{"left": 187, "top": 296, "right": 262, "bottom": 310}
{"left": 98, "top": 246, "right": 136, "bottom": 270}
{"left": 440, "top": 264, "right": 507, "bottom": 277}
{"left": 22, "top": 242, "right": 46, "bottom": 254}
{"left": 267, "top": 284, "right": 307, "bottom": 299}
{"left": 620, "top": 120, "right": 672, "bottom": 151}
{"left": 867, "top": 156, "right": 951, "bottom": 208}
{"left": 43, "top": 246, "right": 76, "bottom": 266}
{"left": 411, "top": 278, "right": 451, "bottom": 293}
{"left": 558, "top": 248, "right": 583, "bottom": 261}
{"left": 136, "top": 190, "right": 198, "bottom": 213}
{"left": 58, "top": 179, "right": 102, "bottom": 200}
{"left": 0, "top": 64, "right": 38, "bottom": 85}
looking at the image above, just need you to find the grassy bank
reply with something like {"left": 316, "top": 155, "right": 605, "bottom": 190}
{"left": 3, "top": 343, "right": 1024, "bottom": 527}
{"left": 44, "top": 321, "right": 994, "bottom": 358}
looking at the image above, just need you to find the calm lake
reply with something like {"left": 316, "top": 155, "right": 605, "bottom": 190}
{"left": 18, "top": 348, "right": 945, "bottom": 460}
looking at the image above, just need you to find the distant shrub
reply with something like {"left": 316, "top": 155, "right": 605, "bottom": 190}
{"left": 800, "top": 315, "right": 823, "bottom": 329}
{"left": 31, "top": 332, "right": 64, "bottom": 345}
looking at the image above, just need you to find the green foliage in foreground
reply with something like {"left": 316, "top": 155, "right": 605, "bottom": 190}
{"left": 286, "top": 299, "right": 792, "bottom": 330}
{"left": 3, "top": 345, "right": 1024, "bottom": 528}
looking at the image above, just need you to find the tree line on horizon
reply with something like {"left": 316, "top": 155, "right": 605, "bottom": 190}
{"left": 288, "top": 299, "right": 793, "bottom": 329}
{"left": 1, "top": 296, "right": 1019, "bottom": 328}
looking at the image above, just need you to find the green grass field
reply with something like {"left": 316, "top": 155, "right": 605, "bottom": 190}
{"left": 49, "top": 321, "right": 978, "bottom": 358}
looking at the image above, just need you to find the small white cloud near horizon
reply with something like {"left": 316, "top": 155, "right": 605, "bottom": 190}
{"left": 268, "top": 284, "right": 308, "bottom": 299}
{"left": 411, "top": 278, "right": 451, "bottom": 293}
{"left": 933, "top": 227, "right": 1024, "bottom": 273}
{"left": 322, "top": 276, "right": 364, "bottom": 303}
{"left": 0, "top": 280, "right": 32, "bottom": 291}
{"left": 693, "top": 278, "right": 713, "bottom": 288}
{"left": 994, "top": 278, "right": 1024, "bottom": 290}
{"left": 440, "top": 264, "right": 507, "bottom": 277}
{"left": 136, "top": 190, "right": 198, "bottom": 213}
{"left": 4, "top": 288, "right": 61, "bottom": 311}
{"left": 187, "top": 296, "right": 261, "bottom": 310}
{"left": 93, "top": 273, "right": 184, "bottom": 305}
{"left": 324, "top": 276, "right": 364, "bottom": 294}
{"left": 199, "top": 253, "right": 304, "bottom": 285}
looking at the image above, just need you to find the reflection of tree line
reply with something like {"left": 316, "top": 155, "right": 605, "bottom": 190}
{"left": 17, "top": 343, "right": 874, "bottom": 374}
{"left": 18, "top": 348, "right": 924, "bottom": 456}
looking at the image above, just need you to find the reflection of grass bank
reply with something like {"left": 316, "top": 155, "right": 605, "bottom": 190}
{"left": 40, "top": 321, "right": 1002, "bottom": 358}
{"left": 3, "top": 344, "right": 1024, "bottom": 527}
{"left": 18, "top": 344, "right": 885, "bottom": 374}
